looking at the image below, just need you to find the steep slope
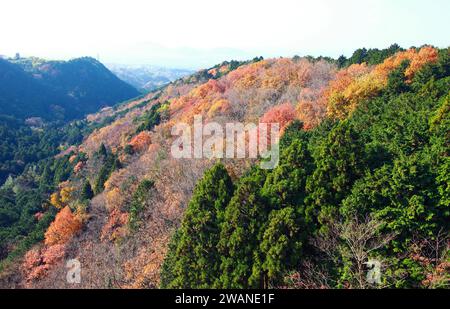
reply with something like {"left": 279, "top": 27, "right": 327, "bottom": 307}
{"left": 163, "top": 47, "right": 449, "bottom": 289}
{"left": 0, "top": 46, "right": 447, "bottom": 289}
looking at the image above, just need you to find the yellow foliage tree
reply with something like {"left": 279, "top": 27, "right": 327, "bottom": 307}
{"left": 49, "top": 186, "right": 75, "bottom": 209}
{"left": 60, "top": 186, "right": 75, "bottom": 204}
{"left": 326, "top": 47, "right": 438, "bottom": 119}
{"left": 49, "top": 192, "right": 63, "bottom": 209}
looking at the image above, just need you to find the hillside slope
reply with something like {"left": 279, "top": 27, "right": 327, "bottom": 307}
{"left": 0, "top": 46, "right": 448, "bottom": 289}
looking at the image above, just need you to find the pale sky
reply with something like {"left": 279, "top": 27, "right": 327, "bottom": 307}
{"left": 1, "top": 0, "right": 449, "bottom": 69}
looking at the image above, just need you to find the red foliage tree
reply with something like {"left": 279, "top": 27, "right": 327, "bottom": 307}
{"left": 260, "top": 103, "right": 297, "bottom": 133}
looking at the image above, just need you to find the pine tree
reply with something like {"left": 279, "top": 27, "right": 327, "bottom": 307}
{"left": 94, "top": 165, "right": 110, "bottom": 194}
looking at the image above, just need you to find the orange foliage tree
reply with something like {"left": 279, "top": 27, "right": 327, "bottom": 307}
{"left": 129, "top": 131, "right": 152, "bottom": 152}
{"left": 326, "top": 47, "right": 439, "bottom": 119}
{"left": 405, "top": 46, "right": 439, "bottom": 80}
{"left": 44, "top": 206, "right": 82, "bottom": 246}
{"left": 101, "top": 207, "right": 129, "bottom": 242}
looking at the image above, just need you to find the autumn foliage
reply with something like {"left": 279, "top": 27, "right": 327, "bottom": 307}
{"left": 49, "top": 185, "right": 75, "bottom": 209}
{"left": 101, "top": 207, "right": 129, "bottom": 241}
{"left": 44, "top": 206, "right": 82, "bottom": 246}
{"left": 23, "top": 244, "right": 66, "bottom": 282}
{"left": 260, "top": 103, "right": 297, "bottom": 133}
{"left": 14, "top": 45, "right": 444, "bottom": 289}
{"left": 324, "top": 46, "right": 439, "bottom": 119}
{"left": 129, "top": 131, "right": 152, "bottom": 152}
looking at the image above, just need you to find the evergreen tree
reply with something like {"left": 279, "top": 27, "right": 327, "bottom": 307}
{"left": 161, "top": 163, "right": 234, "bottom": 288}
{"left": 260, "top": 207, "right": 303, "bottom": 287}
{"left": 98, "top": 143, "right": 107, "bottom": 157}
{"left": 129, "top": 179, "right": 154, "bottom": 231}
{"left": 262, "top": 139, "right": 312, "bottom": 209}
{"left": 94, "top": 165, "right": 110, "bottom": 195}
{"left": 218, "top": 167, "right": 268, "bottom": 288}
{"left": 386, "top": 60, "right": 410, "bottom": 95}
{"left": 80, "top": 180, "right": 94, "bottom": 200}
{"left": 305, "top": 121, "right": 364, "bottom": 231}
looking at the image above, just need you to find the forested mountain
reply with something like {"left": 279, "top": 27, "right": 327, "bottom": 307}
{"left": 0, "top": 58, "right": 63, "bottom": 119}
{"left": 0, "top": 56, "right": 140, "bottom": 186}
{"left": 0, "top": 46, "right": 448, "bottom": 289}
{"left": 107, "top": 64, "right": 194, "bottom": 92}
{"left": 1, "top": 57, "right": 139, "bottom": 120}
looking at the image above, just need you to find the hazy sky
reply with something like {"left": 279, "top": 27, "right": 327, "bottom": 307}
{"left": 1, "top": 0, "right": 449, "bottom": 69}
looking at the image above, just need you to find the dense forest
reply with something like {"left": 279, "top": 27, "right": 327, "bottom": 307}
{"left": 161, "top": 49, "right": 449, "bottom": 288}
{"left": 0, "top": 45, "right": 448, "bottom": 289}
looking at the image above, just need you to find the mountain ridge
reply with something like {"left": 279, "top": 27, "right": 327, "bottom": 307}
{"left": 1, "top": 56, "right": 140, "bottom": 121}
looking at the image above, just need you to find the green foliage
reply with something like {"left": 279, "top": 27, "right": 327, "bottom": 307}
{"left": 386, "top": 60, "right": 411, "bottom": 95}
{"left": 80, "top": 180, "right": 94, "bottom": 201}
{"left": 1, "top": 57, "right": 139, "bottom": 121}
{"left": 97, "top": 143, "right": 108, "bottom": 158}
{"left": 161, "top": 163, "right": 234, "bottom": 288}
{"left": 124, "top": 144, "right": 134, "bottom": 155}
{"left": 0, "top": 169, "right": 60, "bottom": 263}
{"left": 260, "top": 207, "right": 303, "bottom": 285}
{"left": 0, "top": 115, "right": 86, "bottom": 266}
{"left": 0, "top": 117, "right": 85, "bottom": 184}
{"left": 93, "top": 145, "right": 121, "bottom": 194}
{"left": 344, "top": 44, "right": 404, "bottom": 66}
{"left": 128, "top": 179, "right": 154, "bottom": 231}
{"left": 52, "top": 155, "right": 74, "bottom": 185}
{"left": 135, "top": 101, "right": 170, "bottom": 134}
{"left": 161, "top": 49, "right": 450, "bottom": 289}
{"left": 305, "top": 120, "right": 365, "bottom": 230}
{"left": 219, "top": 167, "right": 268, "bottom": 288}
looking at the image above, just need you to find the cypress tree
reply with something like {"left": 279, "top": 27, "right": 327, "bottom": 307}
{"left": 218, "top": 167, "right": 268, "bottom": 288}
{"left": 81, "top": 180, "right": 94, "bottom": 200}
{"left": 160, "top": 163, "right": 234, "bottom": 288}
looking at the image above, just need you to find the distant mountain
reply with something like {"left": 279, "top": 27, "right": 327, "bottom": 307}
{"left": 0, "top": 57, "right": 140, "bottom": 120}
{"left": 107, "top": 64, "right": 194, "bottom": 92}
{"left": 0, "top": 58, "right": 63, "bottom": 119}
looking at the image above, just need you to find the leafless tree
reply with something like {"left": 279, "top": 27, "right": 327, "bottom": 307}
{"left": 309, "top": 215, "right": 397, "bottom": 289}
